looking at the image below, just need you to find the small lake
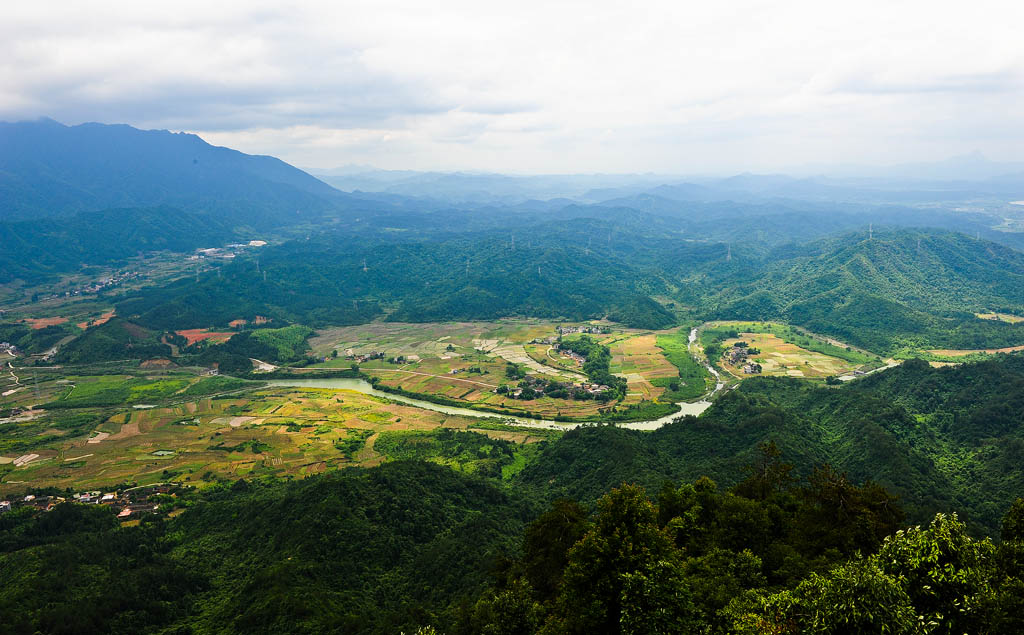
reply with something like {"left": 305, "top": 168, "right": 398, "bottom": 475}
{"left": 267, "top": 378, "right": 712, "bottom": 431}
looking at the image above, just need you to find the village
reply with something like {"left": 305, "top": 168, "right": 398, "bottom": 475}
{"left": 0, "top": 483, "right": 179, "bottom": 520}
{"left": 724, "top": 341, "right": 763, "bottom": 374}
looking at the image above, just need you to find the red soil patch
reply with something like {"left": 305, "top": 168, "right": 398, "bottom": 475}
{"left": 140, "top": 358, "right": 178, "bottom": 369}
{"left": 175, "top": 329, "right": 235, "bottom": 345}
{"left": 22, "top": 317, "right": 68, "bottom": 329}
{"left": 77, "top": 310, "right": 115, "bottom": 330}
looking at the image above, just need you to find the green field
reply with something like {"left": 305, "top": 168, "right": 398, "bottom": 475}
{"left": 654, "top": 329, "right": 711, "bottom": 400}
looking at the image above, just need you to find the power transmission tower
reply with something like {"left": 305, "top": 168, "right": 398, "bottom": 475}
{"left": 726, "top": 244, "right": 732, "bottom": 262}
{"left": 362, "top": 259, "right": 368, "bottom": 273}
{"left": 869, "top": 223, "right": 873, "bottom": 240}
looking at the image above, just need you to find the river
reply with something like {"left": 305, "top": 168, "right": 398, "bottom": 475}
{"left": 267, "top": 376, "right": 714, "bottom": 431}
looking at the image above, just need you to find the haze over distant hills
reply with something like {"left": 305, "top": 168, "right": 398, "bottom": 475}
{"left": 0, "top": 118, "right": 343, "bottom": 222}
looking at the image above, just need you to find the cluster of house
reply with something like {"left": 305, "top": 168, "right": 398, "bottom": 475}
{"left": 556, "top": 325, "right": 608, "bottom": 335}
{"left": 344, "top": 349, "right": 386, "bottom": 363}
{"left": 0, "top": 342, "right": 21, "bottom": 355}
{"left": 529, "top": 336, "right": 560, "bottom": 345}
{"left": 725, "top": 343, "right": 763, "bottom": 374}
{"left": 501, "top": 375, "right": 610, "bottom": 399}
{"left": 559, "top": 349, "right": 587, "bottom": 366}
{"left": 0, "top": 484, "right": 174, "bottom": 519}
{"left": 36, "top": 270, "right": 142, "bottom": 301}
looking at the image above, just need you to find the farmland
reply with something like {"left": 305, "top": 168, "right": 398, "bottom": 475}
{"left": 1, "top": 382, "right": 556, "bottom": 495}
{"left": 307, "top": 320, "right": 707, "bottom": 420}
{"left": 700, "top": 321, "right": 879, "bottom": 379}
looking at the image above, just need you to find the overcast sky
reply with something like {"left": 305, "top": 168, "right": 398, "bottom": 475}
{"left": 3, "top": 1, "right": 1023, "bottom": 173}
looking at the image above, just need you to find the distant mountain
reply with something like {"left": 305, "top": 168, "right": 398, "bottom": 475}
{"left": 308, "top": 167, "right": 670, "bottom": 204}
{"left": 0, "top": 118, "right": 344, "bottom": 222}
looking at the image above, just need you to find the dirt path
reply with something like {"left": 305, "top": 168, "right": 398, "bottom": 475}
{"left": 545, "top": 346, "right": 588, "bottom": 378}
{"left": 370, "top": 368, "right": 498, "bottom": 388}
{"left": 6, "top": 353, "right": 21, "bottom": 386}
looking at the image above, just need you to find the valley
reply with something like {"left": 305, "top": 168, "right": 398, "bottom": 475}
{"left": 2, "top": 118, "right": 1024, "bottom": 634}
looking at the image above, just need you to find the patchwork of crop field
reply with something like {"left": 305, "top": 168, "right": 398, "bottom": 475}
{"left": 0, "top": 318, "right": 884, "bottom": 494}
{"left": 0, "top": 386, "right": 552, "bottom": 494}
{"left": 307, "top": 320, "right": 708, "bottom": 416}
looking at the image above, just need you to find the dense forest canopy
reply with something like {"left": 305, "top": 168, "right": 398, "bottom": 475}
{"left": 107, "top": 227, "right": 1024, "bottom": 354}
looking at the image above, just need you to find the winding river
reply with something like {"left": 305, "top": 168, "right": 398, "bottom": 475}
{"left": 269, "top": 374, "right": 713, "bottom": 432}
{"left": 268, "top": 326, "right": 726, "bottom": 431}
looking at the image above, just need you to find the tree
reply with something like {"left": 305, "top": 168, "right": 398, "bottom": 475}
{"left": 521, "top": 499, "right": 589, "bottom": 598}
{"left": 544, "top": 485, "right": 676, "bottom": 634}
{"left": 734, "top": 440, "right": 795, "bottom": 501}
{"left": 874, "top": 513, "right": 995, "bottom": 634}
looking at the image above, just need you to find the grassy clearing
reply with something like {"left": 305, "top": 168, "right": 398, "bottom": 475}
{"left": 976, "top": 312, "right": 1024, "bottom": 324}
{"left": 719, "top": 332, "right": 862, "bottom": 379}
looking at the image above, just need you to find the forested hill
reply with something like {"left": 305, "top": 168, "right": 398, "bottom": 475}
{"left": 0, "top": 207, "right": 240, "bottom": 283}
{"left": 698, "top": 230, "right": 1024, "bottom": 351}
{"left": 517, "top": 354, "right": 1024, "bottom": 535}
{"left": 113, "top": 226, "right": 1024, "bottom": 352}
{"left": 0, "top": 118, "right": 344, "bottom": 221}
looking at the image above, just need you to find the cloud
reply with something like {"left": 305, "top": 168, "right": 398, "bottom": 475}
{"left": 2, "top": 1, "right": 1024, "bottom": 172}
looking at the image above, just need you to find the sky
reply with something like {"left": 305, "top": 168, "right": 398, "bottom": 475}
{"left": 2, "top": 1, "right": 1024, "bottom": 174}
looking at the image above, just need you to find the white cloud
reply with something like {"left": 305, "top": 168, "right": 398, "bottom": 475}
{"left": 2, "top": 0, "right": 1023, "bottom": 172}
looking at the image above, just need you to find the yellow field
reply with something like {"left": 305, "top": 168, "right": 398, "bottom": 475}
{"left": 607, "top": 333, "right": 679, "bottom": 404}
{"left": 720, "top": 332, "right": 860, "bottom": 379}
